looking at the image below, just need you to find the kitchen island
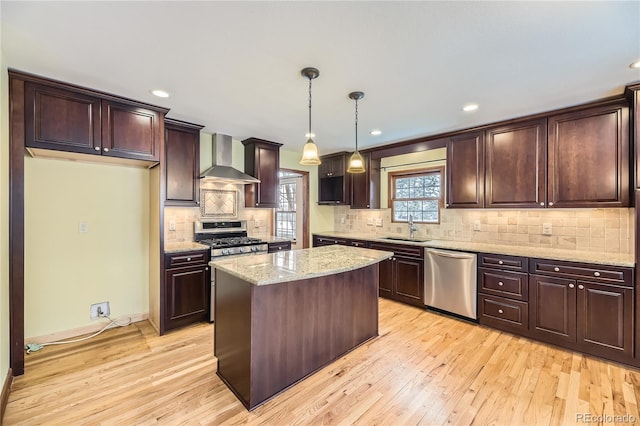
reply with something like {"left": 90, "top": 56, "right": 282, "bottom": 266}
{"left": 211, "top": 245, "right": 393, "bottom": 410}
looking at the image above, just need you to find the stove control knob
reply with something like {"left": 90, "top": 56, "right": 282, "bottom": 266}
{"left": 222, "top": 249, "right": 230, "bottom": 255}
{"left": 251, "top": 246, "right": 258, "bottom": 252}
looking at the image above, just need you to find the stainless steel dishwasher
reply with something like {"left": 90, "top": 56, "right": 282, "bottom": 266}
{"left": 424, "top": 248, "right": 477, "bottom": 320}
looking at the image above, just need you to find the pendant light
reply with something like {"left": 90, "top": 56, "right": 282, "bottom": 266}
{"left": 347, "top": 91, "right": 366, "bottom": 173}
{"left": 299, "top": 67, "right": 321, "bottom": 165}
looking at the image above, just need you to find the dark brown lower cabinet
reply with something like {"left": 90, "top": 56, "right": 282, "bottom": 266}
{"left": 530, "top": 273, "right": 633, "bottom": 364}
{"left": 164, "top": 250, "right": 211, "bottom": 332}
{"left": 370, "top": 242, "right": 424, "bottom": 307}
{"left": 267, "top": 241, "right": 292, "bottom": 253}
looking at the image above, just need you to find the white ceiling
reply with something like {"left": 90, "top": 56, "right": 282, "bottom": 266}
{"left": 2, "top": 1, "right": 640, "bottom": 156}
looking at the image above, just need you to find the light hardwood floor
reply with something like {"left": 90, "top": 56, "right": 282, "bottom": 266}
{"left": 4, "top": 298, "right": 640, "bottom": 425}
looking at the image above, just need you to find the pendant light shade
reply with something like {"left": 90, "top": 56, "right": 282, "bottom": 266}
{"left": 347, "top": 91, "right": 366, "bottom": 173}
{"left": 299, "top": 67, "right": 322, "bottom": 166}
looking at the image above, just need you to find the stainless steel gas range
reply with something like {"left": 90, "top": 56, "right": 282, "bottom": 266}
{"left": 194, "top": 219, "right": 268, "bottom": 321}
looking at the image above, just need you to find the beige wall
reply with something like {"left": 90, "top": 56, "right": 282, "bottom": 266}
{"left": 0, "top": 15, "right": 11, "bottom": 376}
{"left": 24, "top": 158, "right": 150, "bottom": 338}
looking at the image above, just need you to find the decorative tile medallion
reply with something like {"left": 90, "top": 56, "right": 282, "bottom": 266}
{"left": 200, "top": 189, "right": 238, "bottom": 217}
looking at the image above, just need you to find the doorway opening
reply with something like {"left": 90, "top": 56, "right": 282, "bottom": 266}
{"left": 277, "top": 169, "right": 309, "bottom": 249}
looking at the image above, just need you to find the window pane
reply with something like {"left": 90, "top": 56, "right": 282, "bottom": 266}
{"left": 276, "top": 182, "right": 296, "bottom": 239}
{"left": 391, "top": 170, "right": 441, "bottom": 223}
{"left": 393, "top": 201, "right": 408, "bottom": 221}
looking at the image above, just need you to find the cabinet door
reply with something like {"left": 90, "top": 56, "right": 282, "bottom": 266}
{"left": 378, "top": 257, "right": 393, "bottom": 298}
{"left": 351, "top": 154, "right": 381, "bottom": 209}
{"left": 393, "top": 256, "right": 424, "bottom": 307}
{"left": 25, "top": 82, "right": 101, "bottom": 155}
{"left": 529, "top": 275, "right": 576, "bottom": 345}
{"left": 165, "top": 265, "right": 210, "bottom": 331}
{"left": 165, "top": 120, "right": 202, "bottom": 206}
{"left": 485, "top": 119, "right": 547, "bottom": 208}
{"left": 102, "top": 99, "right": 161, "bottom": 161}
{"left": 243, "top": 138, "right": 281, "bottom": 208}
{"left": 446, "top": 131, "right": 484, "bottom": 208}
{"left": 548, "top": 103, "right": 629, "bottom": 207}
{"left": 576, "top": 281, "right": 633, "bottom": 361}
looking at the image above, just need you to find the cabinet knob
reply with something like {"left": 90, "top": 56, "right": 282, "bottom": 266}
{"left": 569, "top": 283, "right": 575, "bottom": 288}
{"left": 578, "top": 284, "right": 584, "bottom": 290}
{"left": 540, "top": 202, "right": 544, "bottom": 206}
{"left": 278, "top": 247, "right": 282, "bottom": 250}
{"left": 554, "top": 267, "right": 560, "bottom": 272}
{"left": 498, "top": 260, "right": 503, "bottom": 265}
{"left": 367, "top": 205, "right": 370, "bottom": 207}
{"left": 498, "top": 309, "right": 504, "bottom": 314}
{"left": 354, "top": 243, "right": 360, "bottom": 247}
{"left": 255, "top": 203, "right": 258, "bottom": 206}
{"left": 94, "top": 146, "right": 101, "bottom": 151}
{"left": 187, "top": 257, "right": 191, "bottom": 261}
{"left": 337, "top": 201, "right": 340, "bottom": 204}
{"left": 498, "top": 281, "right": 504, "bottom": 286}
{"left": 445, "top": 203, "right": 449, "bottom": 207}
{"left": 103, "top": 147, "right": 109, "bottom": 152}
{"left": 549, "top": 202, "right": 554, "bottom": 206}
{"left": 593, "top": 271, "right": 601, "bottom": 277}
{"left": 205, "top": 267, "right": 209, "bottom": 271}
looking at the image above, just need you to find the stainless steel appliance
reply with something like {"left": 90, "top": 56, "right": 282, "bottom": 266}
{"left": 194, "top": 219, "right": 268, "bottom": 321}
{"left": 424, "top": 248, "right": 477, "bottom": 320}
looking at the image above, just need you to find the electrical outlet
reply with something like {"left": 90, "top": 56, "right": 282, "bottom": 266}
{"left": 473, "top": 221, "right": 481, "bottom": 231}
{"left": 90, "top": 301, "right": 110, "bottom": 320}
{"left": 340, "top": 217, "right": 345, "bottom": 224}
{"left": 168, "top": 219, "right": 176, "bottom": 231}
{"left": 375, "top": 218, "right": 383, "bottom": 227}
{"left": 367, "top": 218, "right": 374, "bottom": 226}
{"left": 78, "top": 221, "right": 89, "bottom": 233}
{"left": 254, "top": 220, "right": 261, "bottom": 228}
{"left": 542, "top": 223, "right": 552, "bottom": 235}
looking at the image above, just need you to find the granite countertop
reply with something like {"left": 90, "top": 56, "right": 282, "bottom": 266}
{"left": 260, "top": 236, "right": 293, "bottom": 244}
{"left": 313, "top": 231, "right": 635, "bottom": 267}
{"left": 164, "top": 242, "right": 210, "bottom": 253}
{"left": 210, "top": 245, "right": 394, "bottom": 285}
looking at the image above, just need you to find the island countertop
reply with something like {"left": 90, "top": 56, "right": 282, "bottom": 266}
{"left": 210, "top": 245, "right": 394, "bottom": 285}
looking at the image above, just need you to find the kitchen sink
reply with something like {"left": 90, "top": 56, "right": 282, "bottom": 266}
{"left": 381, "top": 236, "right": 431, "bottom": 243}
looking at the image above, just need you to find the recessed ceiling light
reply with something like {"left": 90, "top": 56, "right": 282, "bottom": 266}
{"left": 630, "top": 60, "right": 640, "bottom": 69}
{"left": 463, "top": 103, "right": 479, "bottom": 112}
{"left": 150, "top": 89, "right": 170, "bottom": 98}
{"left": 305, "top": 132, "right": 315, "bottom": 138}
{"left": 370, "top": 129, "right": 382, "bottom": 136}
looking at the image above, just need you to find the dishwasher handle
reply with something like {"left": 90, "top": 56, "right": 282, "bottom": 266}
{"left": 426, "top": 248, "right": 476, "bottom": 259}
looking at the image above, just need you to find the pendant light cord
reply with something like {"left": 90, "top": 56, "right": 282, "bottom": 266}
{"left": 308, "top": 77, "right": 312, "bottom": 137}
{"left": 354, "top": 98, "right": 359, "bottom": 152}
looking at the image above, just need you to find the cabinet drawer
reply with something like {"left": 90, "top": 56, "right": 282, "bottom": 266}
{"left": 370, "top": 242, "right": 423, "bottom": 258}
{"left": 314, "top": 235, "right": 348, "bottom": 246}
{"left": 348, "top": 239, "right": 369, "bottom": 248}
{"left": 165, "top": 250, "right": 209, "bottom": 268}
{"left": 529, "top": 258, "right": 632, "bottom": 286}
{"left": 479, "top": 294, "right": 529, "bottom": 335}
{"left": 478, "top": 268, "right": 528, "bottom": 301}
{"left": 479, "top": 253, "right": 528, "bottom": 272}
{"left": 268, "top": 241, "right": 291, "bottom": 253}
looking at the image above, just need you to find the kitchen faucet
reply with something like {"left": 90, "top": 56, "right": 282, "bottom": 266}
{"left": 409, "top": 215, "right": 418, "bottom": 239}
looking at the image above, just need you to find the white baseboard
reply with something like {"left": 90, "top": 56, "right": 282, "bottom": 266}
{"left": 25, "top": 313, "right": 148, "bottom": 345}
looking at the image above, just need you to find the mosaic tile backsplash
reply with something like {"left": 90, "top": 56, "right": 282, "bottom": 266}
{"left": 334, "top": 206, "right": 634, "bottom": 254}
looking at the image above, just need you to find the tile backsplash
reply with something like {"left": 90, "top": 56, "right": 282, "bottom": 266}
{"left": 164, "top": 181, "right": 273, "bottom": 243}
{"left": 334, "top": 207, "right": 634, "bottom": 254}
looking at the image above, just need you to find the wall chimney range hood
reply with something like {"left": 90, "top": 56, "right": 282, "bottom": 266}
{"left": 199, "top": 134, "right": 260, "bottom": 184}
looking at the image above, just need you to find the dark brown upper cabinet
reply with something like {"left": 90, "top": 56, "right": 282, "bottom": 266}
{"left": 485, "top": 119, "right": 547, "bottom": 208}
{"left": 24, "top": 80, "right": 167, "bottom": 164}
{"left": 243, "top": 138, "right": 282, "bottom": 208}
{"left": 350, "top": 153, "right": 380, "bottom": 209}
{"left": 318, "top": 152, "right": 351, "bottom": 205}
{"left": 625, "top": 83, "right": 640, "bottom": 189}
{"left": 446, "top": 131, "right": 484, "bottom": 208}
{"left": 164, "top": 118, "right": 204, "bottom": 207}
{"left": 547, "top": 101, "right": 629, "bottom": 208}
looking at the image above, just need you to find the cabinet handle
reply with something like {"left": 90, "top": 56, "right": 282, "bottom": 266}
{"left": 103, "top": 147, "right": 109, "bottom": 152}
{"left": 187, "top": 257, "right": 191, "bottom": 261}
{"left": 94, "top": 146, "right": 101, "bottom": 151}
{"left": 593, "top": 272, "right": 601, "bottom": 277}
{"left": 498, "top": 281, "right": 504, "bottom": 286}
{"left": 549, "top": 202, "right": 554, "bottom": 206}
{"left": 578, "top": 284, "right": 584, "bottom": 290}
{"left": 569, "top": 283, "right": 575, "bottom": 288}
{"left": 498, "top": 260, "right": 503, "bottom": 265}
{"left": 498, "top": 309, "right": 504, "bottom": 314}
{"left": 540, "top": 202, "right": 544, "bottom": 206}
{"left": 554, "top": 267, "right": 560, "bottom": 272}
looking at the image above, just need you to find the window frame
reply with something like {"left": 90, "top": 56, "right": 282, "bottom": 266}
{"left": 275, "top": 180, "right": 297, "bottom": 241}
{"left": 388, "top": 166, "right": 444, "bottom": 224}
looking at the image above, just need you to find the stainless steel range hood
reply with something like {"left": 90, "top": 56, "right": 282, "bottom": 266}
{"left": 199, "top": 134, "right": 259, "bottom": 183}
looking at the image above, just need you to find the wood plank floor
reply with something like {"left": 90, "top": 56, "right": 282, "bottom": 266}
{"left": 4, "top": 298, "right": 640, "bottom": 425}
